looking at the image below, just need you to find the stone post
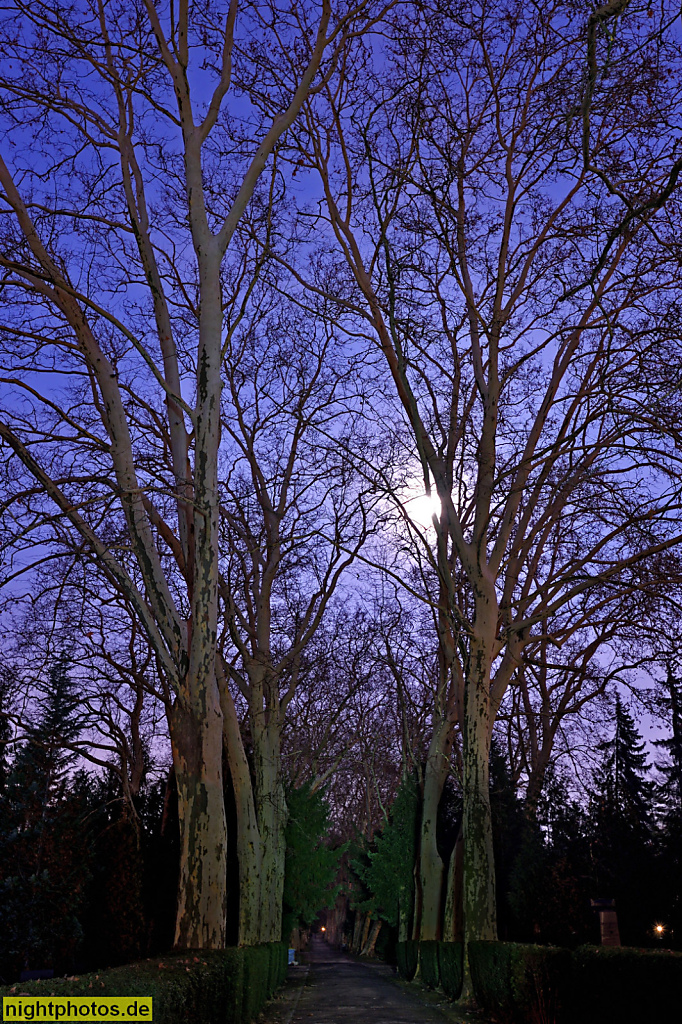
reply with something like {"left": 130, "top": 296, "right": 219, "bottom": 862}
{"left": 590, "top": 898, "right": 621, "bottom": 946}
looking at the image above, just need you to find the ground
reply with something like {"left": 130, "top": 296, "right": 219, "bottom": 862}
{"left": 258, "top": 936, "right": 493, "bottom": 1024}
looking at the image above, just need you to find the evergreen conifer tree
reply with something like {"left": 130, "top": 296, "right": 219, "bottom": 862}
{"left": 593, "top": 696, "right": 653, "bottom": 831}
{"left": 588, "top": 696, "right": 656, "bottom": 944}
{"left": 0, "top": 658, "right": 91, "bottom": 979}
{"left": 510, "top": 769, "right": 594, "bottom": 946}
{"left": 281, "top": 784, "right": 343, "bottom": 943}
{"left": 654, "top": 666, "right": 682, "bottom": 825}
{"left": 352, "top": 772, "right": 419, "bottom": 940}
{"left": 653, "top": 666, "right": 682, "bottom": 947}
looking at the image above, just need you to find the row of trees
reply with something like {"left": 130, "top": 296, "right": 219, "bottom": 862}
{"left": 0, "top": 659, "right": 344, "bottom": 981}
{"left": 3, "top": 642, "right": 681, "bottom": 982}
{"left": 339, "top": 677, "right": 682, "bottom": 953}
{"left": 2, "top": 0, "right": 682, "bottom": 962}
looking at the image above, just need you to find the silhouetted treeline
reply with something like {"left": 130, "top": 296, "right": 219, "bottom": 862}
{"left": 0, "top": 663, "right": 179, "bottom": 983}
{"left": 349, "top": 683, "right": 682, "bottom": 952}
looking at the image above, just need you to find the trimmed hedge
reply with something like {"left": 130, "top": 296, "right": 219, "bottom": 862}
{"left": 374, "top": 924, "right": 397, "bottom": 965}
{"left": 396, "top": 940, "right": 419, "bottom": 981}
{"left": 267, "top": 942, "right": 288, "bottom": 992}
{"left": 568, "top": 945, "right": 682, "bottom": 1024}
{"left": 468, "top": 941, "right": 570, "bottom": 1024}
{"left": 243, "top": 943, "right": 283, "bottom": 1022}
{"left": 418, "top": 941, "right": 440, "bottom": 989}
{"left": 437, "top": 942, "right": 463, "bottom": 1001}
{"left": 399, "top": 938, "right": 682, "bottom": 1023}
{"left": 0, "top": 951, "right": 244, "bottom": 1024}
{"left": 0, "top": 944, "right": 288, "bottom": 1024}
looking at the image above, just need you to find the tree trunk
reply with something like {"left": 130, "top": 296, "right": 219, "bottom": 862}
{"left": 398, "top": 880, "right": 414, "bottom": 942}
{"left": 219, "top": 678, "right": 263, "bottom": 945}
{"left": 524, "top": 736, "right": 554, "bottom": 820}
{"left": 351, "top": 909, "right": 364, "bottom": 952}
{"left": 418, "top": 720, "right": 451, "bottom": 940}
{"left": 443, "top": 822, "right": 464, "bottom": 942}
{"left": 168, "top": 248, "right": 226, "bottom": 949}
{"left": 361, "top": 919, "right": 382, "bottom": 956}
{"left": 461, "top": 635, "right": 496, "bottom": 947}
{"left": 253, "top": 713, "right": 287, "bottom": 942}
{"left": 359, "top": 913, "right": 372, "bottom": 952}
{"left": 170, "top": 684, "right": 227, "bottom": 948}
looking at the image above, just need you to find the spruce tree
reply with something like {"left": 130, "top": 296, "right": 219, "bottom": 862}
{"left": 592, "top": 696, "right": 653, "bottom": 832}
{"left": 0, "top": 659, "right": 91, "bottom": 979}
{"left": 654, "top": 666, "right": 682, "bottom": 825}
{"left": 588, "top": 696, "right": 656, "bottom": 944}
{"left": 653, "top": 666, "right": 682, "bottom": 948}
{"left": 281, "top": 784, "right": 344, "bottom": 943}
{"left": 352, "top": 772, "right": 419, "bottom": 939}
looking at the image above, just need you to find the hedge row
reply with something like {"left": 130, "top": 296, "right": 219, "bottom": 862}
{"left": 0, "top": 943, "right": 289, "bottom": 1024}
{"left": 395, "top": 940, "right": 418, "bottom": 981}
{"left": 397, "top": 940, "right": 682, "bottom": 1024}
{"left": 567, "top": 944, "right": 682, "bottom": 1024}
{"left": 437, "top": 942, "right": 463, "bottom": 1000}
{"left": 468, "top": 942, "right": 569, "bottom": 1024}
{"left": 396, "top": 941, "right": 462, "bottom": 998}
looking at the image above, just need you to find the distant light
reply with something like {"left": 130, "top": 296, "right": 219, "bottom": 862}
{"left": 655, "top": 924, "right": 665, "bottom": 935}
{"left": 321, "top": 926, "right": 326, "bottom": 932}
{"left": 405, "top": 491, "right": 442, "bottom": 530}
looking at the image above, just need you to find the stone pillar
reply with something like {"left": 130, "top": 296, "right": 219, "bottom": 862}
{"left": 590, "top": 898, "right": 621, "bottom": 946}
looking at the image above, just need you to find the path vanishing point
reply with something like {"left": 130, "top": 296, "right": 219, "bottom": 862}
{"left": 260, "top": 935, "right": 484, "bottom": 1024}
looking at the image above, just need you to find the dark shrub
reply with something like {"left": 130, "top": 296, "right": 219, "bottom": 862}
{"left": 468, "top": 941, "right": 514, "bottom": 1019}
{"left": 468, "top": 941, "right": 570, "bottom": 1024}
{"left": 0, "top": 950, "right": 245, "bottom": 1024}
{"left": 374, "top": 924, "right": 397, "bottom": 965}
{"left": 242, "top": 944, "right": 272, "bottom": 1021}
{"left": 438, "top": 942, "right": 463, "bottom": 1000}
{"left": 269, "top": 942, "right": 288, "bottom": 990}
{"left": 419, "top": 941, "right": 440, "bottom": 988}
{"left": 396, "top": 940, "right": 419, "bottom": 980}
{"left": 568, "top": 945, "right": 682, "bottom": 1024}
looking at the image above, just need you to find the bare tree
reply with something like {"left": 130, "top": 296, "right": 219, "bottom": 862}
{"left": 215, "top": 302, "right": 382, "bottom": 942}
{"left": 0, "top": 559, "right": 171, "bottom": 811}
{"left": 0, "top": 0, "right": 387, "bottom": 946}
{"left": 269, "top": 0, "right": 682, "bottom": 955}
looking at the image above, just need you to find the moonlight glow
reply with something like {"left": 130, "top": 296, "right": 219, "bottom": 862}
{"left": 405, "top": 491, "right": 443, "bottom": 530}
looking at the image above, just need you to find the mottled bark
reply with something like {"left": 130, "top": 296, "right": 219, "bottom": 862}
{"left": 418, "top": 720, "right": 451, "bottom": 940}
{"left": 219, "top": 677, "right": 263, "bottom": 945}
{"left": 351, "top": 909, "right": 364, "bottom": 951}
{"left": 220, "top": 657, "right": 288, "bottom": 945}
{"left": 171, "top": 685, "right": 226, "bottom": 948}
{"left": 361, "top": 919, "right": 382, "bottom": 956}
{"left": 443, "top": 823, "right": 463, "bottom": 942}
{"left": 252, "top": 692, "right": 287, "bottom": 942}
{"left": 170, "top": 242, "right": 225, "bottom": 945}
{"left": 462, "top": 630, "right": 496, "bottom": 947}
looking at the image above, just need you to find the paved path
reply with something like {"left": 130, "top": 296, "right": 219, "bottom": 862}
{"left": 260, "top": 936, "right": 488, "bottom": 1024}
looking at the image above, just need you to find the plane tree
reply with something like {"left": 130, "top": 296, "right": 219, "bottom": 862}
{"left": 0, "top": 0, "right": 387, "bottom": 947}
{"left": 268, "top": 0, "right": 682, "bottom": 951}
{"left": 215, "top": 302, "right": 383, "bottom": 942}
